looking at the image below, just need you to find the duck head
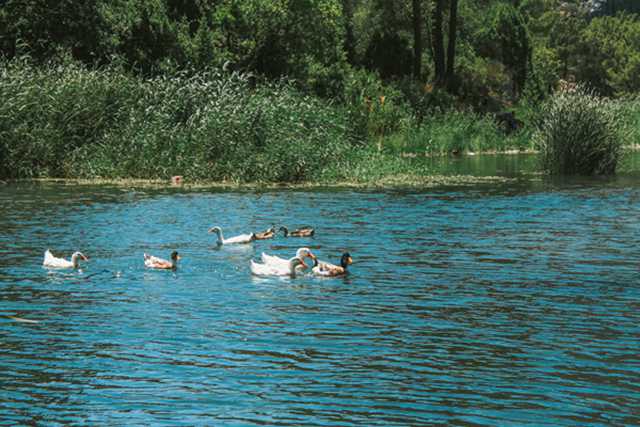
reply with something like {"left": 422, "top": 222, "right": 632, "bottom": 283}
{"left": 295, "top": 247, "right": 316, "bottom": 267}
{"left": 71, "top": 252, "right": 89, "bottom": 267}
{"left": 341, "top": 252, "right": 353, "bottom": 269}
{"left": 170, "top": 251, "right": 181, "bottom": 268}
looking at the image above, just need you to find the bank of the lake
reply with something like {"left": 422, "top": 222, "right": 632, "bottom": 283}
{"left": 0, "top": 61, "right": 536, "bottom": 183}
{"left": 6, "top": 150, "right": 640, "bottom": 192}
{"left": 3, "top": 62, "right": 640, "bottom": 184}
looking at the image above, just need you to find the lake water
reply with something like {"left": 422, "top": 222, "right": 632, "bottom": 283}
{"left": 1, "top": 155, "right": 639, "bottom": 426}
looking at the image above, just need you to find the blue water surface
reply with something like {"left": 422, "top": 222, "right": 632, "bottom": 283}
{"left": 1, "top": 173, "right": 639, "bottom": 426}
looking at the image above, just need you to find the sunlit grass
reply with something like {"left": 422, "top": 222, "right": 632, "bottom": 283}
{"left": 380, "top": 110, "right": 533, "bottom": 156}
{"left": 0, "top": 60, "right": 354, "bottom": 182}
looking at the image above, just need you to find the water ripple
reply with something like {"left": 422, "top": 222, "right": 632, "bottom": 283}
{"left": 1, "top": 181, "right": 640, "bottom": 425}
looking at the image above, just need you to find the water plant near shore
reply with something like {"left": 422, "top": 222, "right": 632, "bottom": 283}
{"left": 534, "top": 86, "right": 629, "bottom": 175}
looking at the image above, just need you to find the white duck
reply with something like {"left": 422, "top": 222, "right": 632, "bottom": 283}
{"left": 250, "top": 256, "right": 306, "bottom": 277}
{"left": 43, "top": 249, "right": 88, "bottom": 269}
{"left": 144, "top": 251, "right": 180, "bottom": 270}
{"left": 208, "top": 226, "right": 255, "bottom": 245}
{"left": 261, "top": 247, "right": 316, "bottom": 269}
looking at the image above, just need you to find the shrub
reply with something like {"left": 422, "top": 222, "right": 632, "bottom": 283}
{"left": 341, "top": 68, "right": 411, "bottom": 142}
{"left": 384, "top": 110, "right": 529, "bottom": 155}
{"left": 534, "top": 86, "right": 628, "bottom": 175}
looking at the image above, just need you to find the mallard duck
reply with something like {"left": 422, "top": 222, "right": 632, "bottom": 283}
{"left": 250, "top": 256, "right": 305, "bottom": 277}
{"left": 43, "top": 249, "right": 88, "bottom": 269}
{"left": 208, "top": 226, "right": 255, "bottom": 245}
{"left": 312, "top": 252, "right": 352, "bottom": 277}
{"left": 261, "top": 247, "right": 316, "bottom": 270}
{"left": 279, "top": 226, "right": 315, "bottom": 237}
{"left": 144, "top": 251, "right": 180, "bottom": 270}
{"left": 254, "top": 225, "right": 276, "bottom": 240}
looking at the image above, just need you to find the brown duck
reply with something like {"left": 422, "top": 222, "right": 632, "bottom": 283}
{"left": 279, "top": 226, "right": 314, "bottom": 237}
{"left": 312, "top": 253, "right": 352, "bottom": 277}
{"left": 254, "top": 226, "right": 276, "bottom": 240}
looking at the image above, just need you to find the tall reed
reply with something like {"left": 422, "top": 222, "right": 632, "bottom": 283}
{"left": 0, "top": 60, "right": 355, "bottom": 182}
{"left": 534, "top": 86, "right": 628, "bottom": 175}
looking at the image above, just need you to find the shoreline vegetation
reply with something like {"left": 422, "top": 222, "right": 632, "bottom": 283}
{"left": 4, "top": 174, "right": 523, "bottom": 189}
{"left": 0, "top": 60, "right": 524, "bottom": 184}
{"left": 2, "top": 2, "right": 640, "bottom": 183}
{"left": 1, "top": 61, "right": 638, "bottom": 185}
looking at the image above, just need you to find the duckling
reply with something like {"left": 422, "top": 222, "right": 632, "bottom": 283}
{"left": 279, "top": 226, "right": 315, "bottom": 237}
{"left": 312, "top": 252, "right": 352, "bottom": 277}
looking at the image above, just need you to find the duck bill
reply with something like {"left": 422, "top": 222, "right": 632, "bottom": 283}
{"left": 347, "top": 257, "right": 353, "bottom": 265}
{"left": 81, "top": 254, "right": 89, "bottom": 261}
{"left": 299, "top": 259, "right": 308, "bottom": 268}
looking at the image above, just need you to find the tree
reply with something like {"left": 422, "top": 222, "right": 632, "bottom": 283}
{"left": 576, "top": 13, "right": 640, "bottom": 95}
{"left": 431, "top": 0, "right": 458, "bottom": 90}
{"left": 591, "top": 0, "right": 640, "bottom": 16}
{"left": 445, "top": 0, "right": 458, "bottom": 90}
{"left": 0, "top": 0, "right": 105, "bottom": 63}
{"left": 412, "top": 0, "right": 423, "bottom": 77}
{"left": 431, "top": 0, "right": 445, "bottom": 84}
{"left": 360, "top": 0, "right": 413, "bottom": 78}
{"left": 492, "top": 3, "right": 531, "bottom": 97}
{"left": 343, "top": 0, "right": 357, "bottom": 64}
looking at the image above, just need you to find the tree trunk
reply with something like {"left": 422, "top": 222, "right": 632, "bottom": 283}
{"left": 342, "top": 0, "right": 356, "bottom": 65}
{"left": 431, "top": 0, "right": 445, "bottom": 85}
{"left": 412, "top": 0, "right": 422, "bottom": 78}
{"left": 445, "top": 0, "right": 458, "bottom": 90}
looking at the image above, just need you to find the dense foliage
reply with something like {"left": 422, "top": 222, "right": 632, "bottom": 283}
{"left": 0, "top": 61, "right": 356, "bottom": 182}
{"left": 3, "top": 0, "right": 639, "bottom": 101}
{"left": 534, "top": 86, "right": 628, "bottom": 175}
{"left": 1, "top": 0, "right": 639, "bottom": 179}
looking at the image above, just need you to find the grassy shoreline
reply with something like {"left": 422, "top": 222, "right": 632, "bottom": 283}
{"left": 0, "top": 61, "right": 536, "bottom": 184}
{"left": 2, "top": 62, "right": 639, "bottom": 183}
{"left": 5, "top": 169, "right": 524, "bottom": 190}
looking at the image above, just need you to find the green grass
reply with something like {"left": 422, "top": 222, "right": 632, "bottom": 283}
{"left": 5, "top": 60, "right": 637, "bottom": 184}
{"left": 0, "top": 60, "right": 355, "bottom": 183}
{"left": 380, "top": 110, "right": 533, "bottom": 156}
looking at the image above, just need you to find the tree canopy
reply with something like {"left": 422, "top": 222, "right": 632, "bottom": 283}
{"left": 1, "top": 0, "right": 639, "bottom": 107}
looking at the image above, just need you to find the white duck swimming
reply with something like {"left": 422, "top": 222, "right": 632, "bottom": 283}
{"left": 208, "top": 226, "right": 255, "bottom": 245}
{"left": 312, "top": 252, "right": 353, "bottom": 277}
{"left": 43, "top": 249, "right": 88, "bottom": 269}
{"left": 261, "top": 247, "right": 316, "bottom": 270}
{"left": 144, "top": 251, "right": 180, "bottom": 270}
{"left": 250, "top": 256, "right": 306, "bottom": 277}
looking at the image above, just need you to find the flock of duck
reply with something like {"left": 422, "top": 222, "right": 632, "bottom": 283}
{"left": 42, "top": 225, "right": 353, "bottom": 278}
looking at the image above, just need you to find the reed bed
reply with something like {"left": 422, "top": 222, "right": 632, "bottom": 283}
{"left": 0, "top": 61, "right": 355, "bottom": 182}
{"left": 534, "top": 86, "right": 629, "bottom": 175}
